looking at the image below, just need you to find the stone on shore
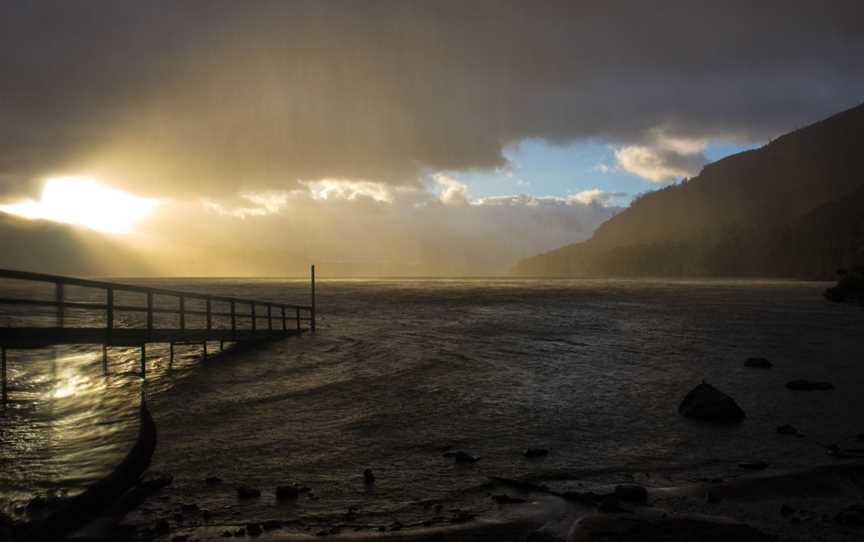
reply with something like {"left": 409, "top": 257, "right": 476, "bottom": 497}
{"left": 615, "top": 484, "right": 648, "bottom": 503}
{"left": 739, "top": 460, "right": 769, "bottom": 470}
{"left": 785, "top": 380, "right": 835, "bottom": 391}
{"left": 568, "top": 513, "right": 773, "bottom": 541}
{"left": 442, "top": 450, "right": 480, "bottom": 463}
{"left": 744, "top": 357, "right": 773, "bottom": 368}
{"left": 275, "top": 485, "right": 299, "bottom": 501}
{"left": 491, "top": 494, "right": 528, "bottom": 505}
{"left": 678, "top": 382, "right": 745, "bottom": 423}
{"left": 524, "top": 448, "right": 550, "bottom": 458}
{"left": 236, "top": 485, "right": 261, "bottom": 500}
{"left": 776, "top": 424, "right": 798, "bottom": 435}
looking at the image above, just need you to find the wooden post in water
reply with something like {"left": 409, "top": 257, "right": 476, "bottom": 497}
{"left": 140, "top": 343, "right": 146, "bottom": 378}
{"left": 55, "top": 283, "right": 64, "bottom": 328}
{"left": 311, "top": 264, "right": 316, "bottom": 332}
{"left": 106, "top": 287, "right": 114, "bottom": 343}
{"left": 206, "top": 297, "right": 212, "bottom": 330}
{"left": 2, "top": 346, "right": 7, "bottom": 406}
{"left": 179, "top": 295, "right": 186, "bottom": 330}
{"left": 146, "top": 292, "right": 154, "bottom": 339}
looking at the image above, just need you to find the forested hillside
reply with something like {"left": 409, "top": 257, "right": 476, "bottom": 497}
{"left": 514, "top": 103, "right": 864, "bottom": 279}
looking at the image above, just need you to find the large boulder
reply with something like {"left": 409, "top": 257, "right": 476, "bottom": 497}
{"left": 678, "top": 382, "right": 745, "bottom": 423}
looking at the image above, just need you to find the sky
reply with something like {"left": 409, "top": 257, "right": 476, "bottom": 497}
{"left": 0, "top": 1, "right": 862, "bottom": 275}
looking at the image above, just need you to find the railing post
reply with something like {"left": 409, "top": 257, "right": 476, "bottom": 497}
{"left": 140, "top": 343, "right": 146, "bottom": 378}
{"left": 296, "top": 307, "right": 301, "bottom": 331}
{"left": 206, "top": 297, "right": 212, "bottom": 330}
{"left": 2, "top": 346, "right": 7, "bottom": 406}
{"left": 146, "top": 292, "right": 154, "bottom": 336}
{"left": 281, "top": 306, "right": 286, "bottom": 331}
{"left": 55, "top": 282, "right": 64, "bottom": 328}
{"left": 106, "top": 287, "right": 114, "bottom": 343}
{"left": 230, "top": 300, "right": 236, "bottom": 339}
{"left": 268, "top": 304, "right": 272, "bottom": 330}
{"left": 251, "top": 302, "right": 256, "bottom": 331}
{"left": 311, "top": 264, "right": 316, "bottom": 332}
{"left": 179, "top": 295, "right": 185, "bottom": 330}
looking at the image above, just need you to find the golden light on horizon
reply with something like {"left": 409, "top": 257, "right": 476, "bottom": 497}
{"left": 0, "top": 176, "right": 159, "bottom": 234}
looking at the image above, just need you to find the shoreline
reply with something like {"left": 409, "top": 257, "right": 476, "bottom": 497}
{"left": 119, "top": 461, "right": 864, "bottom": 541}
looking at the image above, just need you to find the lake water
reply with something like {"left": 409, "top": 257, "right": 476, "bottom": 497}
{"left": 2, "top": 279, "right": 863, "bottom": 534}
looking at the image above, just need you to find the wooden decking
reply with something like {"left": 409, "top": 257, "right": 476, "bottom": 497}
{"left": 0, "top": 327, "right": 302, "bottom": 348}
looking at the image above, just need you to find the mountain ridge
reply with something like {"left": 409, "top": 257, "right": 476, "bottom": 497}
{"left": 514, "top": 102, "right": 864, "bottom": 278}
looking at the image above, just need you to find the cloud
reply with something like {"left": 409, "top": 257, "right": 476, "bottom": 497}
{"left": 591, "top": 164, "right": 615, "bottom": 174}
{"left": 615, "top": 132, "right": 709, "bottom": 182}
{"left": 434, "top": 174, "right": 470, "bottom": 207}
{"left": 567, "top": 188, "right": 626, "bottom": 206}
{"left": 176, "top": 180, "right": 619, "bottom": 274}
{"left": 1, "top": 1, "right": 862, "bottom": 198}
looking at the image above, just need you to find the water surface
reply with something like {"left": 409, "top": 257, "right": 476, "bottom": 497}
{"left": 2, "top": 279, "right": 863, "bottom": 529}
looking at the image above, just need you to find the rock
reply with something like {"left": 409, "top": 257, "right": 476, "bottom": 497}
{"left": 527, "top": 530, "right": 566, "bottom": 542}
{"left": 262, "top": 520, "right": 282, "bottom": 531}
{"left": 154, "top": 519, "right": 171, "bottom": 535}
{"left": 569, "top": 513, "right": 773, "bottom": 541}
{"left": 776, "top": 424, "right": 798, "bottom": 435}
{"left": 236, "top": 485, "right": 261, "bottom": 500}
{"left": 524, "top": 448, "right": 549, "bottom": 458}
{"left": 205, "top": 476, "right": 222, "bottom": 485}
{"left": 179, "top": 503, "right": 199, "bottom": 513}
{"left": 442, "top": 450, "right": 480, "bottom": 463}
{"left": 835, "top": 505, "right": 864, "bottom": 526}
{"left": 246, "top": 523, "right": 263, "bottom": 537}
{"left": 786, "top": 380, "right": 835, "bottom": 391}
{"left": 678, "top": 382, "right": 746, "bottom": 423}
{"left": 738, "top": 460, "right": 769, "bottom": 470}
{"left": 598, "top": 495, "right": 622, "bottom": 513}
{"left": 449, "top": 510, "right": 476, "bottom": 523}
{"left": 615, "top": 484, "right": 648, "bottom": 503}
{"left": 744, "top": 357, "right": 773, "bottom": 369}
{"left": 491, "top": 494, "right": 527, "bottom": 504}
{"left": 364, "top": 469, "right": 376, "bottom": 484}
{"left": 276, "top": 485, "right": 300, "bottom": 501}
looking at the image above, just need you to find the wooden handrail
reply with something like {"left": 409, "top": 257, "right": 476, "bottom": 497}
{"left": 0, "top": 268, "right": 312, "bottom": 311}
{"left": 0, "top": 268, "right": 314, "bottom": 335}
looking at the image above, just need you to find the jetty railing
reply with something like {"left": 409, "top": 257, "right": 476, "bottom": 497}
{"left": 0, "top": 268, "right": 316, "bottom": 404}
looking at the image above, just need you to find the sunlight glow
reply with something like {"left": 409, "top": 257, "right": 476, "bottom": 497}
{"left": 0, "top": 176, "right": 158, "bottom": 234}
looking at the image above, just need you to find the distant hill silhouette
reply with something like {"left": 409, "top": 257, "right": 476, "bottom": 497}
{"left": 514, "top": 103, "right": 864, "bottom": 279}
{"left": 0, "top": 213, "right": 152, "bottom": 276}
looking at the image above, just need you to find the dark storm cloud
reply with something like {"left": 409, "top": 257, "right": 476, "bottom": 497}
{"left": 1, "top": 0, "right": 862, "bottom": 196}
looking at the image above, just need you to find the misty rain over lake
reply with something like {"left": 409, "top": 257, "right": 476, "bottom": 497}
{"left": 3, "top": 1, "right": 864, "bottom": 540}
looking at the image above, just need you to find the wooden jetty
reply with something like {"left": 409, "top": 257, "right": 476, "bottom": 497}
{"left": 0, "top": 267, "right": 316, "bottom": 405}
